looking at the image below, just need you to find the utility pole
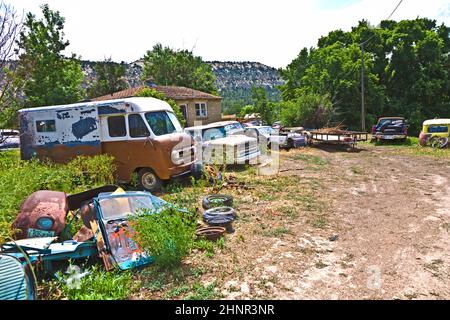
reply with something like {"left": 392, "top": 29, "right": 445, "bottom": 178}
{"left": 360, "top": 43, "right": 366, "bottom": 132}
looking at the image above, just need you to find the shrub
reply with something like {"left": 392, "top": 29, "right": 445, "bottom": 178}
{"left": 131, "top": 207, "right": 196, "bottom": 269}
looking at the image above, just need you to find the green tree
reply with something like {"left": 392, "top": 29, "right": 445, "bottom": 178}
{"left": 251, "top": 86, "right": 279, "bottom": 125}
{"left": 280, "top": 93, "right": 333, "bottom": 128}
{"left": 238, "top": 105, "right": 256, "bottom": 118}
{"left": 88, "top": 58, "right": 127, "bottom": 98}
{"left": 135, "top": 87, "right": 186, "bottom": 127}
{"left": 142, "top": 43, "right": 217, "bottom": 94}
{"left": 281, "top": 18, "right": 450, "bottom": 133}
{"left": 281, "top": 42, "right": 384, "bottom": 130}
{"left": 0, "top": 1, "right": 22, "bottom": 128}
{"left": 16, "top": 4, "right": 85, "bottom": 108}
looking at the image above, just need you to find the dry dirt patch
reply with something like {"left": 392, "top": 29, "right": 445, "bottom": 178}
{"left": 139, "top": 144, "right": 450, "bottom": 300}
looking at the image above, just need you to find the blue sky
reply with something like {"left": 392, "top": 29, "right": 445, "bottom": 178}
{"left": 8, "top": 0, "right": 450, "bottom": 68}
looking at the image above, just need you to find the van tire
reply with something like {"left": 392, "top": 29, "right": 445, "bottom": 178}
{"left": 137, "top": 168, "right": 162, "bottom": 193}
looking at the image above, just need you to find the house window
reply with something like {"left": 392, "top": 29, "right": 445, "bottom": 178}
{"left": 107, "top": 116, "right": 126, "bottom": 137}
{"left": 128, "top": 114, "right": 149, "bottom": 138}
{"left": 36, "top": 120, "right": 56, "bottom": 133}
{"left": 195, "top": 103, "right": 208, "bottom": 118}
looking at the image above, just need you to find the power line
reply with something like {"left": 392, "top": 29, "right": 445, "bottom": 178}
{"left": 387, "top": 0, "right": 404, "bottom": 21}
{"left": 360, "top": 0, "right": 404, "bottom": 46}
{"left": 360, "top": 0, "right": 404, "bottom": 131}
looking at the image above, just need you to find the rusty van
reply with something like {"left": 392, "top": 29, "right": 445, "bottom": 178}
{"left": 18, "top": 97, "right": 195, "bottom": 192}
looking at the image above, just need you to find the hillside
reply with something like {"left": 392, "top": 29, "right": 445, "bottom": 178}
{"left": 3, "top": 60, "right": 285, "bottom": 113}
{"left": 208, "top": 61, "right": 284, "bottom": 113}
{"left": 80, "top": 60, "right": 284, "bottom": 112}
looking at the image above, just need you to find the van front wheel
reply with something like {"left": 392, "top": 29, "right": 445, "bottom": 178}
{"left": 138, "top": 168, "right": 162, "bottom": 193}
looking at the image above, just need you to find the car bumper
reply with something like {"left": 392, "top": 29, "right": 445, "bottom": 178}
{"left": 375, "top": 134, "right": 406, "bottom": 140}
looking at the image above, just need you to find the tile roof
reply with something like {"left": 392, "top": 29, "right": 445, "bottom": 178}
{"left": 92, "top": 85, "right": 221, "bottom": 102}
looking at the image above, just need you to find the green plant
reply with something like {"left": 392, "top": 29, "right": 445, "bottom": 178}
{"left": 311, "top": 215, "right": 328, "bottom": 229}
{"left": 132, "top": 207, "right": 197, "bottom": 269}
{"left": 194, "top": 239, "right": 216, "bottom": 258}
{"left": 0, "top": 151, "right": 116, "bottom": 244}
{"left": 184, "top": 281, "right": 219, "bottom": 300}
{"left": 164, "top": 284, "right": 190, "bottom": 299}
{"left": 260, "top": 227, "right": 292, "bottom": 238}
{"left": 294, "top": 154, "right": 328, "bottom": 169}
{"left": 54, "top": 265, "right": 134, "bottom": 300}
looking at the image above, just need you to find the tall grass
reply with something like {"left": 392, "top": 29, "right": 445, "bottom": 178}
{"left": 365, "top": 137, "right": 450, "bottom": 159}
{"left": 0, "top": 150, "right": 115, "bottom": 243}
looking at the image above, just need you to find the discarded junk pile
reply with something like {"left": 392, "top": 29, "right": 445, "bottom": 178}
{"left": 0, "top": 185, "right": 185, "bottom": 300}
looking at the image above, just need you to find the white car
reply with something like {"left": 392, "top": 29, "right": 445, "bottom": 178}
{"left": 185, "top": 121, "right": 260, "bottom": 165}
{"left": 0, "top": 129, "right": 20, "bottom": 149}
{"left": 245, "top": 126, "right": 308, "bottom": 149}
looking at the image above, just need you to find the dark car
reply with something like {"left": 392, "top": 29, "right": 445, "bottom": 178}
{"left": 371, "top": 117, "right": 408, "bottom": 142}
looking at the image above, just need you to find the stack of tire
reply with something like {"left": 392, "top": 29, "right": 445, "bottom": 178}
{"left": 201, "top": 195, "right": 235, "bottom": 233}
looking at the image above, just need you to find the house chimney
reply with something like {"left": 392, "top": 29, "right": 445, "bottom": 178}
{"left": 145, "top": 77, "right": 157, "bottom": 88}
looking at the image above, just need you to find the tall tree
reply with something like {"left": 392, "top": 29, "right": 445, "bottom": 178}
{"left": 16, "top": 4, "right": 84, "bottom": 108}
{"left": 0, "top": 1, "right": 22, "bottom": 127}
{"left": 251, "top": 86, "right": 278, "bottom": 125}
{"left": 87, "top": 58, "right": 127, "bottom": 98}
{"left": 142, "top": 43, "right": 217, "bottom": 94}
{"left": 280, "top": 18, "right": 450, "bottom": 134}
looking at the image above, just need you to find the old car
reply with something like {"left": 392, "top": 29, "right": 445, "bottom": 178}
{"left": 244, "top": 126, "right": 307, "bottom": 150}
{"left": 1, "top": 187, "right": 179, "bottom": 299}
{"left": 419, "top": 119, "right": 450, "bottom": 148}
{"left": 11, "top": 186, "right": 118, "bottom": 240}
{"left": 185, "top": 121, "right": 260, "bottom": 165}
{"left": 371, "top": 117, "right": 408, "bottom": 142}
{"left": 0, "top": 129, "right": 20, "bottom": 149}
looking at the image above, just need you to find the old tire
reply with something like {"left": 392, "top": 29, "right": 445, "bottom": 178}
{"left": 202, "top": 194, "right": 233, "bottom": 210}
{"left": 203, "top": 207, "right": 236, "bottom": 225}
{"left": 138, "top": 168, "right": 162, "bottom": 193}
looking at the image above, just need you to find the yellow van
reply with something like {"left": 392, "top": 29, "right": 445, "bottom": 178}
{"left": 419, "top": 119, "right": 450, "bottom": 148}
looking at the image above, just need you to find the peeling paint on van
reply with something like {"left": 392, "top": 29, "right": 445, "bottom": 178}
{"left": 98, "top": 105, "right": 126, "bottom": 115}
{"left": 72, "top": 117, "right": 97, "bottom": 140}
{"left": 18, "top": 97, "right": 195, "bottom": 187}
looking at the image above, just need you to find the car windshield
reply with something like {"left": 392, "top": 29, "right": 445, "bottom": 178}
{"left": 224, "top": 123, "right": 244, "bottom": 135}
{"left": 258, "top": 127, "right": 276, "bottom": 135}
{"left": 378, "top": 119, "right": 404, "bottom": 126}
{"left": 99, "top": 195, "right": 163, "bottom": 220}
{"left": 145, "top": 111, "right": 182, "bottom": 136}
{"left": 202, "top": 127, "right": 226, "bottom": 141}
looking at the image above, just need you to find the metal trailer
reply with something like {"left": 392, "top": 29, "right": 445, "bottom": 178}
{"left": 310, "top": 131, "right": 368, "bottom": 149}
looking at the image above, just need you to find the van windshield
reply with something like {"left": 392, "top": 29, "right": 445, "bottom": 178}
{"left": 145, "top": 111, "right": 182, "bottom": 136}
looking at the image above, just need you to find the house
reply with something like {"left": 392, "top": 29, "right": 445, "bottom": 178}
{"left": 92, "top": 85, "right": 222, "bottom": 127}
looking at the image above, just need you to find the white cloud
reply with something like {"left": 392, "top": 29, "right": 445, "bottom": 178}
{"left": 8, "top": 0, "right": 450, "bottom": 68}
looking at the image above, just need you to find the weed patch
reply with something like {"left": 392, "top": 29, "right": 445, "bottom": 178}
{"left": 51, "top": 265, "right": 134, "bottom": 300}
{"left": 132, "top": 207, "right": 197, "bottom": 269}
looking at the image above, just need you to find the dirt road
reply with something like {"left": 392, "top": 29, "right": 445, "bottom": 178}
{"left": 198, "top": 144, "right": 450, "bottom": 300}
